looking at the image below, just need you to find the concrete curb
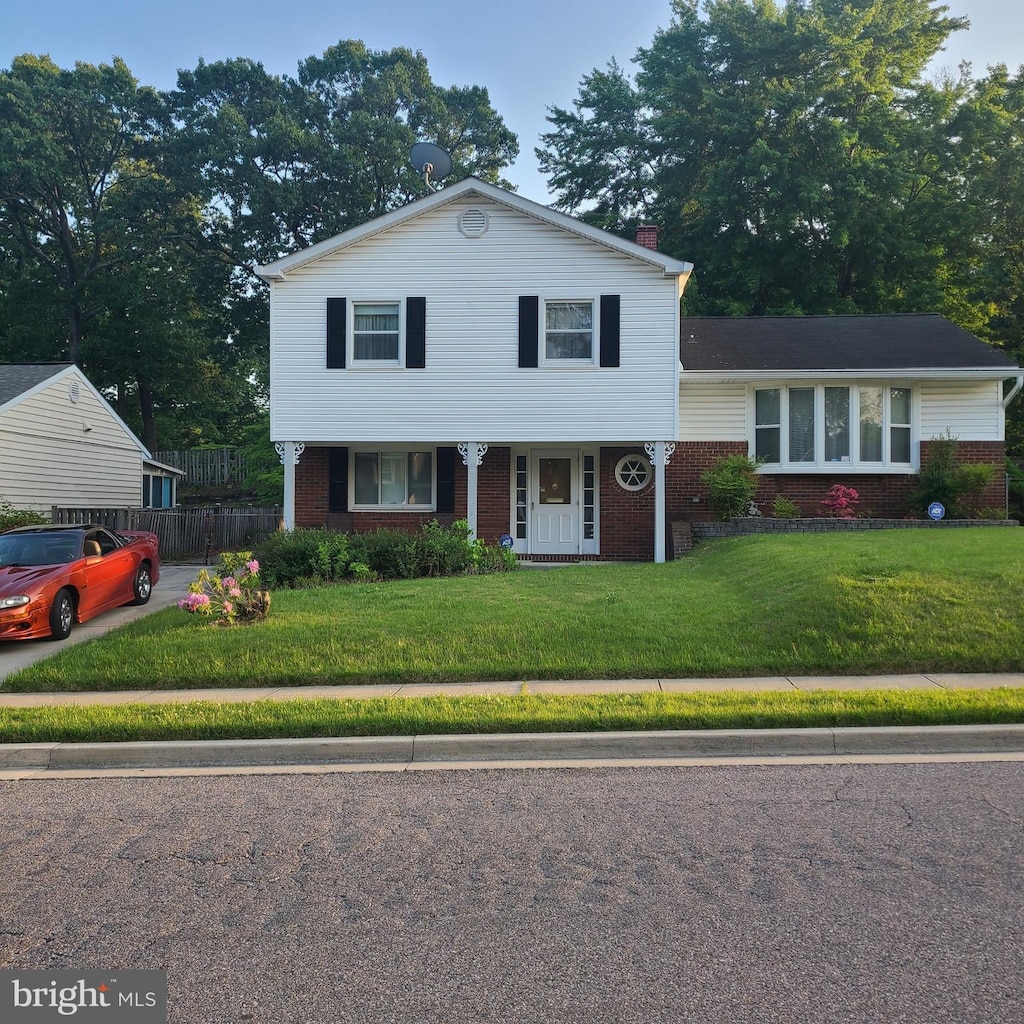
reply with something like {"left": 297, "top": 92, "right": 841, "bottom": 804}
{"left": 3, "top": 724, "right": 1024, "bottom": 772}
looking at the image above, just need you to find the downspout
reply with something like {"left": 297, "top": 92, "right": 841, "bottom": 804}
{"left": 1003, "top": 375, "right": 1024, "bottom": 409}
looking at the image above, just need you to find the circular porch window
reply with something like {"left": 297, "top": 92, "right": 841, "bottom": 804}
{"left": 615, "top": 454, "right": 651, "bottom": 491}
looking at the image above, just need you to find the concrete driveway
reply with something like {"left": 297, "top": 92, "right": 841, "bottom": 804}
{"left": 0, "top": 564, "right": 201, "bottom": 682}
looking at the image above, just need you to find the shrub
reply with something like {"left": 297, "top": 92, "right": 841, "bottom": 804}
{"left": 253, "top": 529, "right": 333, "bottom": 588}
{"left": 701, "top": 455, "right": 761, "bottom": 521}
{"left": 820, "top": 484, "right": 860, "bottom": 519}
{"left": 0, "top": 497, "right": 47, "bottom": 532}
{"left": 907, "top": 432, "right": 998, "bottom": 518}
{"left": 418, "top": 518, "right": 474, "bottom": 576}
{"left": 253, "top": 520, "right": 516, "bottom": 587}
{"left": 1007, "top": 458, "right": 1024, "bottom": 521}
{"left": 771, "top": 495, "right": 801, "bottom": 519}
{"left": 179, "top": 551, "right": 270, "bottom": 626}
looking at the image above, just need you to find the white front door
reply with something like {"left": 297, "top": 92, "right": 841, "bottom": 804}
{"left": 531, "top": 450, "right": 579, "bottom": 556}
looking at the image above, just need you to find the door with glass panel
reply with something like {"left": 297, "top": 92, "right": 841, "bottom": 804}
{"left": 531, "top": 451, "right": 579, "bottom": 555}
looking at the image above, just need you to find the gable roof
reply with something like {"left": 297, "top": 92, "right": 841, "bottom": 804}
{"left": 0, "top": 363, "right": 74, "bottom": 407}
{"left": 0, "top": 362, "right": 151, "bottom": 457}
{"left": 256, "top": 177, "right": 694, "bottom": 281}
{"left": 680, "top": 314, "right": 1020, "bottom": 376}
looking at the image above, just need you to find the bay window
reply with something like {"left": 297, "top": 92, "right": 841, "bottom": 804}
{"left": 752, "top": 385, "right": 914, "bottom": 469}
{"left": 352, "top": 450, "right": 434, "bottom": 508}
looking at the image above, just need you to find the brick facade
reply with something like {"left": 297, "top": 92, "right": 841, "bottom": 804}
{"left": 294, "top": 439, "right": 1007, "bottom": 558}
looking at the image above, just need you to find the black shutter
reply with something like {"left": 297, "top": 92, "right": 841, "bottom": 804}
{"left": 406, "top": 296, "right": 426, "bottom": 368}
{"left": 328, "top": 447, "right": 348, "bottom": 512}
{"left": 519, "top": 295, "right": 539, "bottom": 368}
{"left": 436, "top": 446, "right": 456, "bottom": 513}
{"left": 327, "top": 298, "right": 346, "bottom": 368}
{"left": 600, "top": 294, "right": 620, "bottom": 367}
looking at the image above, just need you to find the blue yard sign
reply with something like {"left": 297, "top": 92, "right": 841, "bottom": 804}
{"left": 927, "top": 502, "right": 946, "bottom": 521}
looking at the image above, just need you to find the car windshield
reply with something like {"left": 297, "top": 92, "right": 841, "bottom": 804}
{"left": 0, "top": 532, "right": 82, "bottom": 567}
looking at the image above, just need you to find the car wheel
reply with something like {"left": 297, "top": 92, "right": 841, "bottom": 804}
{"left": 130, "top": 564, "right": 153, "bottom": 606}
{"left": 48, "top": 588, "right": 74, "bottom": 641}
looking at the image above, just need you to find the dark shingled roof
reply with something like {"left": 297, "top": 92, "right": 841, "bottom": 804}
{"left": 0, "top": 364, "right": 73, "bottom": 407}
{"left": 680, "top": 315, "right": 1018, "bottom": 372}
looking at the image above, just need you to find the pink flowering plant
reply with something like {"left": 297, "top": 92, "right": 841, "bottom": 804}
{"left": 179, "top": 550, "right": 271, "bottom": 626}
{"left": 820, "top": 484, "right": 860, "bottom": 519}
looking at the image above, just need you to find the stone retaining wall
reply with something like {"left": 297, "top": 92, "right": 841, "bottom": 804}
{"left": 688, "top": 517, "right": 1018, "bottom": 543}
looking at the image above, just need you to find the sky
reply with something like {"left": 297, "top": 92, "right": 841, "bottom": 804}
{"left": 4, "top": 0, "right": 1022, "bottom": 205}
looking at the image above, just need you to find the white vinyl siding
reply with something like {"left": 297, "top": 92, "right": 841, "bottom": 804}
{"left": 678, "top": 383, "right": 747, "bottom": 441}
{"left": 269, "top": 197, "right": 680, "bottom": 442}
{"left": 0, "top": 372, "right": 143, "bottom": 510}
{"left": 919, "top": 381, "right": 1004, "bottom": 440}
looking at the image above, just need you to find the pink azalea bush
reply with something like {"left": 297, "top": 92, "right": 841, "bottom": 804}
{"left": 820, "top": 484, "right": 860, "bottom": 518}
{"left": 179, "top": 551, "right": 270, "bottom": 626}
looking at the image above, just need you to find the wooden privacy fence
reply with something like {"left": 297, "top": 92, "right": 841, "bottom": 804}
{"left": 151, "top": 449, "right": 248, "bottom": 487}
{"left": 51, "top": 507, "right": 281, "bottom": 561}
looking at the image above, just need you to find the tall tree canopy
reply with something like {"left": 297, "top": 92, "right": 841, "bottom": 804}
{"left": 538, "top": 0, "right": 976, "bottom": 317}
{"left": 0, "top": 43, "right": 518, "bottom": 450}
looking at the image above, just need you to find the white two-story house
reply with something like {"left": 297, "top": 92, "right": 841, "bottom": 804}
{"left": 258, "top": 177, "right": 1021, "bottom": 561}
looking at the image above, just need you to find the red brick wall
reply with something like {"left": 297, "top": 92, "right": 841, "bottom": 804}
{"left": 295, "top": 447, "right": 469, "bottom": 535}
{"left": 477, "top": 447, "right": 512, "bottom": 544}
{"left": 295, "top": 447, "right": 329, "bottom": 527}
{"left": 600, "top": 447, "right": 656, "bottom": 560}
{"left": 663, "top": 440, "right": 1006, "bottom": 520}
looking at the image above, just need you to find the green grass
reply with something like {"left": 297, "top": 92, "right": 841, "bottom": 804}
{"left": 2, "top": 688, "right": 1023, "bottom": 744}
{"left": 5, "top": 530, "right": 1024, "bottom": 693}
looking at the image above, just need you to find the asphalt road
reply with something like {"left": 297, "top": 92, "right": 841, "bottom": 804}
{"left": 1, "top": 763, "right": 1022, "bottom": 1024}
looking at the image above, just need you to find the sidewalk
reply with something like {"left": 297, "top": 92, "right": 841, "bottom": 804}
{"left": 1, "top": 672, "right": 1023, "bottom": 707}
{"left": 2, "top": 565, "right": 1023, "bottom": 775}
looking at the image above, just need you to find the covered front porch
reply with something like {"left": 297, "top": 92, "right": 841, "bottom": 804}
{"left": 275, "top": 440, "right": 680, "bottom": 563}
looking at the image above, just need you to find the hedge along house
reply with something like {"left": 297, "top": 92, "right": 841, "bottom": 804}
{"left": 259, "top": 177, "right": 1022, "bottom": 562}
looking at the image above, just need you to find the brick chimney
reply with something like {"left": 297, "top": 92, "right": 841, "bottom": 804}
{"left": 635, "top": 224, "right": 659, "bottom": 251}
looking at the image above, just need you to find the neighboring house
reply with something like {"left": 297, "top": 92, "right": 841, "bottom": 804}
{"left": 0, "top": 363, "right": 183, "bottom": 512}
{"left": 258, "top": 177, "right": 1023, "bottom": 562}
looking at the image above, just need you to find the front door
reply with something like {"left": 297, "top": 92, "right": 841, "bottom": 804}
{"left": 531, "top": 451, "right": 579, "bottom": 556}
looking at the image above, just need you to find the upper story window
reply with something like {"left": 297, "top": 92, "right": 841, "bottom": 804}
{"left": 544, "top": 301, "right": 594, "bottom": 362}
{"left": 353, "top": 302, "right": 401, "bottom": 364}
{"left": 753, "top": 384, "right": 914, "bottom": 470}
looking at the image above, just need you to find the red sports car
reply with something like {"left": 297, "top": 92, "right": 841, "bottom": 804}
{"left": 0, "top": 524, "right": 160, "bottom": 641}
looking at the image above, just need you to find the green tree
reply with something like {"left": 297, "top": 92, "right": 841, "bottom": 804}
{"left": 538, "top": 0, "right": 972, "bottom": 315}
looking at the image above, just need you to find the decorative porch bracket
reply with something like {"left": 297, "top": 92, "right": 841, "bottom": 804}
{"left": 458, "top": 443, "right": 488, "bottom": 540}
{"left": 645, "top": 441, "right": 675, "bottom": 563}
{"left": 276, "top": 442, "right": 305, "bottom": 531}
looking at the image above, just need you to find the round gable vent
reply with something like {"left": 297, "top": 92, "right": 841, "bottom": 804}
{"left": 68, "top": 380, "right": 81, "bottom": 404}
{"left": 458, "top": 207, "right": 490, "bottom": 239}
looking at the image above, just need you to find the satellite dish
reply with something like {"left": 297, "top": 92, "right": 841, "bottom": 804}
{"left": 410, "top": 142, "right": 453, "bottom": 190}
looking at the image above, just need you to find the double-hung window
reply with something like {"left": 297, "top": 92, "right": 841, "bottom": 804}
{"left": 753, "top": 385, "right": 914, "bottom": 469}
{"left": 352, "top": 450, "right": 434, "bottom": 509}
{"left": 544, "top": 301, "right": 594, "bottom": 362}
{"left": 353, "top": 302, "right": 401, "bottom": 364}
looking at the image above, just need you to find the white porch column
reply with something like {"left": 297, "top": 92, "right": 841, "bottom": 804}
{"left": 646, "top": 441, "right": 677, "bottom": 564}
{"left": 276, "top": 442, "right": 305, "bottom": 531}
{"left": 458, "top": 442, "right": 488, "bottom": 539}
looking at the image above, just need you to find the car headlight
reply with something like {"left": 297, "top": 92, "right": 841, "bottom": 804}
{"left": 0, "top": 596, "right": 30, "bottom": 609}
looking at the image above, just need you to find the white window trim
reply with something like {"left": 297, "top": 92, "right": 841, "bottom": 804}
{"left": 748, "top": 383, "right": 919, "bottom": 473}
{"left": 541, "top": 298, "right": 598, "bottom": 367}
{"left": 349, "top": 446, "right": 437, "bottom": 511}
{"left": 349, "top": 300, "right": 404, "bottom": 368}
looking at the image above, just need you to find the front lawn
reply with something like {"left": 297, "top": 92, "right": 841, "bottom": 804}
{"left": 5, "top": 529, "right": 1024, "bottom": 692}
